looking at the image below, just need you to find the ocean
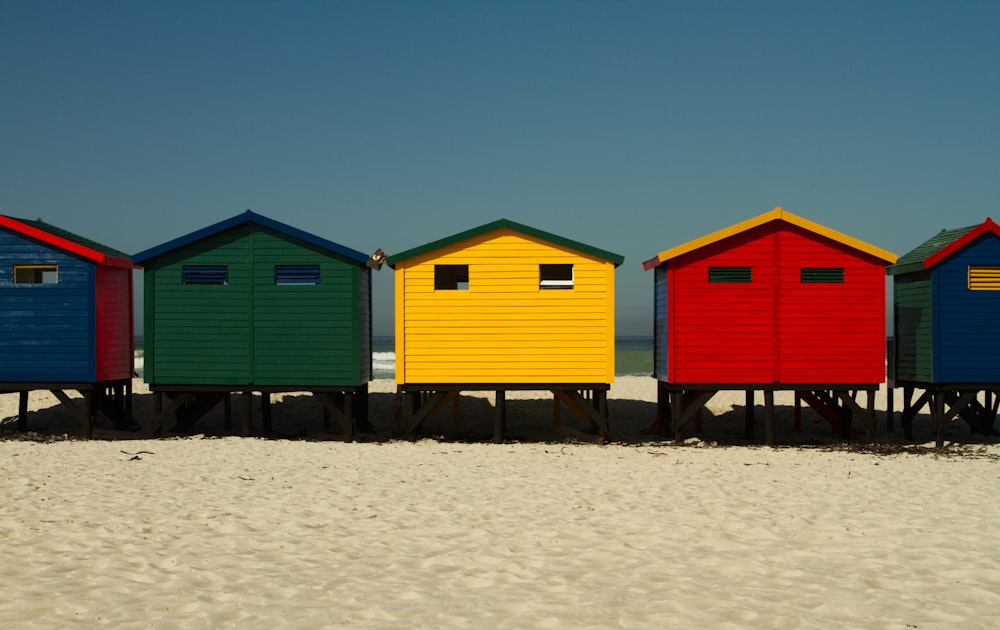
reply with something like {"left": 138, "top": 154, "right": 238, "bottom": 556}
{"left": 372, "top": 336, "right": 653, "bottom": 379}
{"left": 134, "top": 336, "right": 653, "bottom": 379}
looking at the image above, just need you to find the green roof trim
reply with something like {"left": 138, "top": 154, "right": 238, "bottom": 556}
{"left": 887, "top": 224, "right": 977, "bottom": 276}
{"left": 386, "top": 219, "right": 624, "bottom": 267}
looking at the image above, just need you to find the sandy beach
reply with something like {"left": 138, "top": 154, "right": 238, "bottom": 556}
{"left": 1, "top": 377, "right": 998, "bottom": 628}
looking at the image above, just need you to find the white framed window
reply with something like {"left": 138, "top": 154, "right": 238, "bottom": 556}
{"left": 540, "top": 264, "right": 573, "bottom": 289}
{"left": 435, "top": 264, "right": 469, "bottom": 290}
{"left": 13, "top": 265, "right": 58, "bottom": 284}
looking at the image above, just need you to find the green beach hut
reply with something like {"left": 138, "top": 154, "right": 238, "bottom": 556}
{"left": 132, "top": 210, "right": 376, "bottom": 437}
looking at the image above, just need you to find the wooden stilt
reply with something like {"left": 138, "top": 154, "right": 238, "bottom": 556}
{"left": 886, "top": 384, "right": 894, "bottom": 433}
{"left": 343, "top": 391, "right": 354, "bottom": 442}
{"left": 224, "top": 394, "right": 232, "bottom": 431}
{"left": 18, "top": 390, "right": 28, "bottom": 432}
{"left": 764, "top": 390, "right": 775, "bottom": 446}
{"left": 84, "top": 391, "right": 96, "bottom": 439}
{"left": 933, "top": 391, "right": 946, "bottom": 448}
{"left": 261, "top": 393, "right": 272, "bottom": 433}
{"left": 794, "top": 392, "right": 802, "bottom": 432}
{"left": 744, "top": 390, "right": 755, "bottom": 439}
{"left": 494, "top": 390, "right": 505, "bottom": 443}
{"left": 241, "top": 391, "right": 252, "bottom": 437}
{"left": 672, "top": 389, "right": 682, "bottom": 443}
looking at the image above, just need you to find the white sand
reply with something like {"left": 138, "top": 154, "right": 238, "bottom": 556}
{"left": 1, "top": 377, "right": 998, "bottom": 628}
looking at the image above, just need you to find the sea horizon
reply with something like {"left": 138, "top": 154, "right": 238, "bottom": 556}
{"left": 134, "top": 335, "right": 655, "bottom": 379}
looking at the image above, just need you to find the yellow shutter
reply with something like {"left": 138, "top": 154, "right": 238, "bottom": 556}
{"left": 968, "top": 266, "right": 1000, "bottom": 290}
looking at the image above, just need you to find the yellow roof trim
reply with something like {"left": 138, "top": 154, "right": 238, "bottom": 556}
{"left": 649, "top": 207, "right": 897, "bottom": 266}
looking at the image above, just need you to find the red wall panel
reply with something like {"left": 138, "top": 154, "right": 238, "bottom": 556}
{"left": 95, "top": 266, "right": 134, "bottom": 381}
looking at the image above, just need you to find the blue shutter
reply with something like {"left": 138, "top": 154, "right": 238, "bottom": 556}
{"left": 182, "top": 265, "right": 229, "bottom": 285}
{"left": 275, "top": 264, "right": 321, "bottom": 285}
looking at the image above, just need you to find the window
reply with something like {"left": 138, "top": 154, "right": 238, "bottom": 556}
{"left": 434, "top": 264, "right": 469, "bottom": 290}
{"left": 182, "top": 265, "right": 229, "bottom": 285}
{"left": 969, "top": 266, "right": 1000, "bottom": 290}
{"left": 13, "top": 265, "right": 58, "bottom": 284}
{"left": 275, "top": 264, "right": 321, "bottom": 285}
{"left": 708, "top": 267, "right": 752, "bottom": 283}
{"left": 801, "top": 268, "right": 845, "bottom": 283}
{"left": 540, "top": 264, "right": 574, "bottom": 289}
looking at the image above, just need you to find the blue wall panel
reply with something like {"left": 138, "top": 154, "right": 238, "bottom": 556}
{"left": 653, "top": 265, "right": 668, "bottom": 380}
{"left": 0, "top": 229, "right": 94, "bottom": 381}
{"left": 933, "top": 234, "right": 1000, "bottom": 383}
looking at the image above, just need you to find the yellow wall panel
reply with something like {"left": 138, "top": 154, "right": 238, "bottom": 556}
{"left": 395, "top": 229, "right": 616, "bottom": 384}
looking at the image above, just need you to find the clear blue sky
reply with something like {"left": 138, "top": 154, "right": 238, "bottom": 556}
{"left": 2, "top": 0, "right": 997, "bottom": 336}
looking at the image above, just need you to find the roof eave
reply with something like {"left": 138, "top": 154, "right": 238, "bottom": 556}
{"left": 387, "top": 218, "right": 624, "bottom": 267}
{"left": 132, "top": 210, "right": 370, "bottom": 266}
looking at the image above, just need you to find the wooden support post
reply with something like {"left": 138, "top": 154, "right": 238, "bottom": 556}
{"left": 18, "top": 390, "right": 28, "bottom": 432}
{"left": 794, "top": 392, "right": 802, "bottom": 432}
{"left": 553, "top": 396, "right": 561, "bottom": 426}
{"left": 494, "top": 390, "right": 506, "bottom": 443}
{"left": 672, "top": 390, "right": 682, "bottom": 443}
{"left": 224, "top": 394, "right": 232, "bottom": 431}
{"left": 453, "top": 395, "right": 461, "bottom": 432}
{"left": 262, "top": 393, "right": 272, "bottom": 434}
{"left": 152, "top": 392, "right": 163, "bottom": 435}
{"left": 241, "top": 391, "right": 252, "bottom": 437}
{"left": 886, "top": 384, "right": 894, "bottom": 433}
{"left": 744, "top": 390, "right": 755, "bottom": 439}
{"left": 84, "top": 391, "right": 96, "bottom": 440}
{"left": 866, "top": 389, "right": 875, "bottom": 443}
{"left": 764, "top": 390, "right": 775, "bottom": 447}
{"left": 903, "top": 386, "right": 914, "bottom": 440}
{"left": 125, "top": 380, "right": 133, "bottom": 425}
{"left": 343, "top": 391, "right": 354, "bottom": 442}
{"left": 597, "top": 389, "right": 608, "bottom": 436}
{"left": 933, "top": 390, "right": 946, "bottom": 449}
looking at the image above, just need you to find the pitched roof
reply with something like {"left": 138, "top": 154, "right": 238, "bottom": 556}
{"left": 131, "top": 210, "right": 370, "bottom": 265}
{"left": 385, "top": 218, "right": 624, "bottom": 267}
{"left": 887, "top": 217, "right": 999, "bottom": 276}
{"left": 0, "top": 214, "right": 135, "bottom": 268}
{"left": 642, "top": 207, "right": 897, "bottom": 270}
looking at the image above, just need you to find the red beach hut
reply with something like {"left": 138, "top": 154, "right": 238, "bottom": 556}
{"left": 642, "top": 207, "right": 897, "bottom": 443}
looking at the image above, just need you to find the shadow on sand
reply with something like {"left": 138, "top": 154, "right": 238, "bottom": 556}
{"left": 2, "top": 385, "right": 997, "bottom": 452}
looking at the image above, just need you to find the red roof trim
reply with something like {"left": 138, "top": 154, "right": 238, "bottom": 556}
{"left": 0, "top": 215, "right": 135, "bottom": 269}
{"left": 922, "top": 217, "right": 1000, "bottom": 269}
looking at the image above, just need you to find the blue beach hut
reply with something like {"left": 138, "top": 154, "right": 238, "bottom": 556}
{"left": 0, "top": 214, "right": 136, "bottom": 436}
{"left": 887, "top": 217, "right": 1000, "bottom": 445}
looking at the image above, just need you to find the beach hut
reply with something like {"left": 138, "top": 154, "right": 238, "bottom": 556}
{"left": 887, "top": 217, "right": 1000, "bottom": 446}
{"left": 387, "top": 219, "right": 623, "bottom": 441}
{"left": 642, "top": 207, "right": 897, "bottom": 444}
{"left": 0, "top": 214, "right": 136, "bottom": 437}
{"left": 133, "top": 210, "right": 376, "bottom": 437}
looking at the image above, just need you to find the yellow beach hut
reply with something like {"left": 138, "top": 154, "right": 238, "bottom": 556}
{"left": 387, "top": 219, "right": 624, "bottom": 441}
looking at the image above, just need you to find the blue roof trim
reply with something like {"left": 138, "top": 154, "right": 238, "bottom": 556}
{"left": 132, "top": 210, "right": 370, "bottom": 265}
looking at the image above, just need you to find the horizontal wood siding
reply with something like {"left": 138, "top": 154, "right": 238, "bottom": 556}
{"left": 359, "top": 268, "right": 372, "bottom": 382}
{"left": 95, "top": 265, "right": 133, "bottom": 381}
{"left": 669, "top": 225, "right": 777, "bottom": 383}
{"left": 398, "top": 230, "right": 614, "bottom": 384}
{"left": 653, "top": 265, "right": 668, "bottom": 380}
{"left": 934, "top": 235, "right": 1000, "bottom": 382}
{"left": 251, "top": 227, "right": 362, "bottom": 386}
{"left": 893, "top": 272, "right": 933, "bottom": 382}
{"left": 147, "top": 225, "right": 252, "bottom": 385}
{"left": 776, "top": 225, "right": 885, "bottom": 384}
{"left": 0, "top": 229, "right": 94, "bottom": 381}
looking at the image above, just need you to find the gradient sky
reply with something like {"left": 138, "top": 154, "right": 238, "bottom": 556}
{"left": 1, "top": 0, "right": 997, "bottom": 335}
